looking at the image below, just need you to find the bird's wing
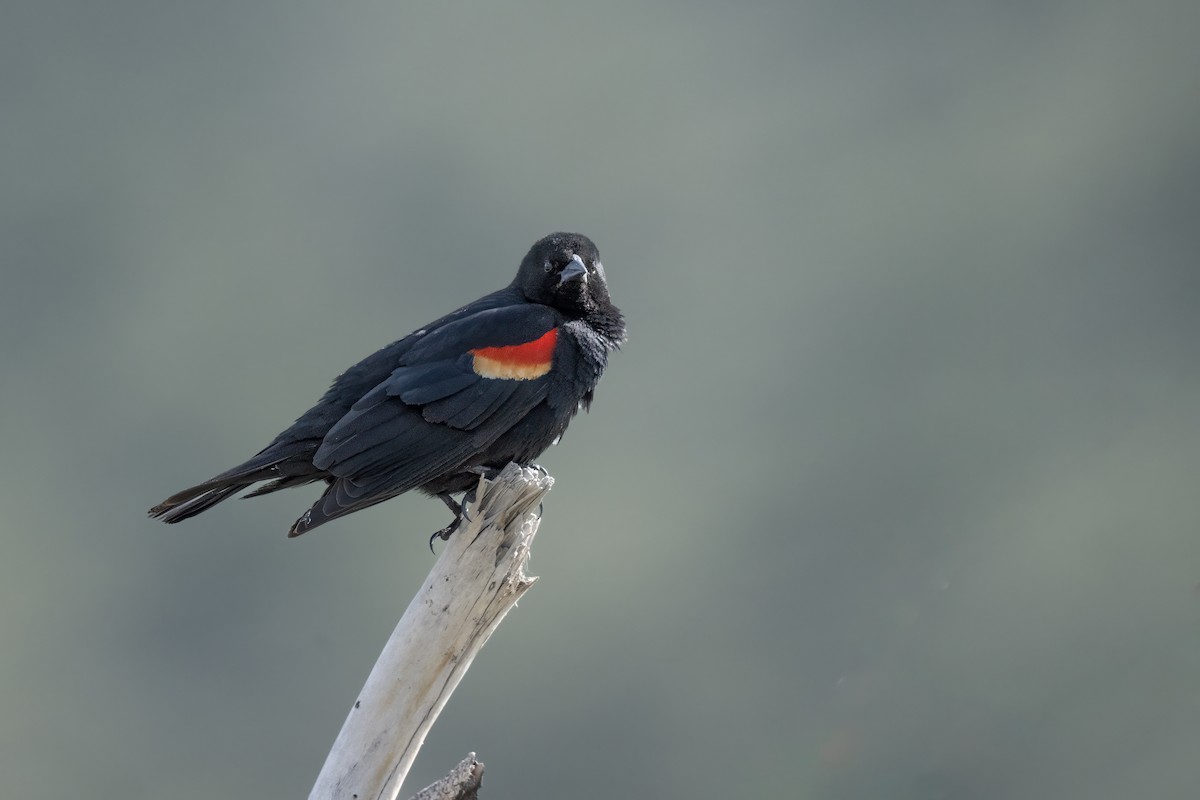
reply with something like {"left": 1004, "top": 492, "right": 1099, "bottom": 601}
{"left": 311, "top": 303, "right": 561, "bottom": 490}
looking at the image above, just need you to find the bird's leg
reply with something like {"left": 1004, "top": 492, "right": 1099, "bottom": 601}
{"left": 437, "top": 492, "right": 461, "bottom": 515}
{"left": 426, "top": 467, "right": 505, "bottom": 550}
{"left": 429, "top": 492, "right": 466, "bottom": 550}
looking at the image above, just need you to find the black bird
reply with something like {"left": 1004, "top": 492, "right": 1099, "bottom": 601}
{"left": 149, "top": 232, "right": 625, "bottom": 538}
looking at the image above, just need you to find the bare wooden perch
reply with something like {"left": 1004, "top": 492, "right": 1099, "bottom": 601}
{"left": 408, "top": 753, "right": 483, "bottom": 800}
{"left": 309, "top": 463, "right": 553, "bottom": 800}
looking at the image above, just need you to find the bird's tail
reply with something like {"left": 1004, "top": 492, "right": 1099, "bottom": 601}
{"left": 148, "top": 481, "right": 254, "bottom": 523}
{"left": 148, "top": 445, "right": 321, "bottom": 525}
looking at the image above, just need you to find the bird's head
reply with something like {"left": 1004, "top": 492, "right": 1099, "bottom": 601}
{"left": 514, "top": 232, "right": 614, "bottom": 318}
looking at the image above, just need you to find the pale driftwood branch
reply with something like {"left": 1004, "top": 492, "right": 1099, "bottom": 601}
{"left": 407, "top": 753, "right": 483, "bottom": 800}
{"left": 309, "top": 463, "right": 553, "bottom": 800}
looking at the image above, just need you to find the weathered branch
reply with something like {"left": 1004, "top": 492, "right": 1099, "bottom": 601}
{"left": 309, "top": 463, "right": 553, "bottom": 800}
{"left": 407, "top": 753, "right": 483, "bottom": 800}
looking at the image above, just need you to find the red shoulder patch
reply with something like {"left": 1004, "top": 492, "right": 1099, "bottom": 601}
{"left": 471, "top": 328, "right": 557, "bottom": 380}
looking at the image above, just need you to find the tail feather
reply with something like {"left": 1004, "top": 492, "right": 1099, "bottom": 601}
{"left": 149, "top": 483, "right": 251, "bottom": 523}
{"left": 149, "top": 444, "right": 322, "bottom": 525}
{"left": 242, "top": 475, "right": 321, "bottom": 498}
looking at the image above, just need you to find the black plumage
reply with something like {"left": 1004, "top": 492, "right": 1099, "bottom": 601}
{"left": 149, "top": 232, "right": 625, "bottom": 538}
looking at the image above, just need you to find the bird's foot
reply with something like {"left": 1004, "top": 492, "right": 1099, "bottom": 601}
{"left": 428, "top": 517, "right": 460, "bottom": 551}
{"left": 429, "top": 491, "right": 476, "bottom": 551}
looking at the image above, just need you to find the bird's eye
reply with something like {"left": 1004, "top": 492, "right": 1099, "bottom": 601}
{"left": 543, "top": 261, "right": 553, "bottom": 274}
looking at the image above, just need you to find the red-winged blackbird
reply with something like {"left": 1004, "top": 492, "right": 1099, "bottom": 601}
{"left": 149, "top": 232, "right": 625, "bottom": 538}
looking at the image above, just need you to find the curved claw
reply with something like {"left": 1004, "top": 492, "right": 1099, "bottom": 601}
{"left": 428, "top": 516, "right": 461, "bottom": 551}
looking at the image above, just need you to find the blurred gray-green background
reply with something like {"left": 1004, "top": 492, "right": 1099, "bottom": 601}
{"left": 4, "top": 1, "right": 1199, "bottom": 797}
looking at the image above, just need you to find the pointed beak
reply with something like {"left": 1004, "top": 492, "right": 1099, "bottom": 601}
{"left": 558, "top": 254, "right": 588, "bottom": 286}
